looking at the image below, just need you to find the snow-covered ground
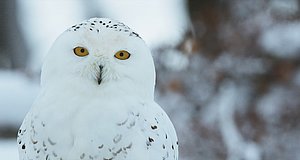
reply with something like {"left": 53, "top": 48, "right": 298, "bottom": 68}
{"left": 0, "top": 70, "right": 39, "bottom": 127}
{"left": 0, "top": 139, "right": 18, "bottom": 160}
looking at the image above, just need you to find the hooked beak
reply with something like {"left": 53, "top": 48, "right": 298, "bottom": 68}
{"left": 97, "top": 65, "right": 104, "bottom": 85}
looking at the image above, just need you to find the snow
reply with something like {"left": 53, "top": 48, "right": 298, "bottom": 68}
{"left": 200, "top": 82, "right": 261, "bottom": 160}
{"left": 217, "top": 83, "right": 260, "bottom": 160}
{"left": 270, "top": 0, "right": 298, "bottom": 15}
{"left": 0, "top": 70, "right": 39, "bottom": 127}
{"left": 160, "top": 49, "right": 189, "bottom": 71}
{"left": 214, "top": 53, "right": 267, "bottom": 76}
{"left": 0, "top": 139, "right": 19, "bottom": 160}
{"left": 256, "top": 85, "right": 300, "bottom": 124}
{"left": 259, "top": 22, "right": 300, "bottom": 58}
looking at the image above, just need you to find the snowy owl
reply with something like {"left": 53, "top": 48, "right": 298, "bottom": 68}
{"left": 17, "top": 18, "right": 178, "bottom": 160}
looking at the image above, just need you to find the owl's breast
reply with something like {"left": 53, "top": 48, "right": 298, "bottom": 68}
{"left": 19, "top": 94, "right": 178, "bottom": 160}
{"left": 31, "top": 96, "right": 148, "bottom": 159}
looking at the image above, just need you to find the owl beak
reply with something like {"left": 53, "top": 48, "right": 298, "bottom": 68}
{"left": 97, "top": 65, "right": 104, "bottom": 85}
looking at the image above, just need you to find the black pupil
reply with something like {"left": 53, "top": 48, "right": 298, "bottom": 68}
{"left": 80, "top": 48, "right": 85, "bottom": 53}
{"left": 119, "top": 52, "right": 124, "bottom": 57}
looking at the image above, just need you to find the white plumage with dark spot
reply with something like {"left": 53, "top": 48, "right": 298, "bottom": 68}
{"left": 17, "top": 17, "right": 178, "bottom": 160}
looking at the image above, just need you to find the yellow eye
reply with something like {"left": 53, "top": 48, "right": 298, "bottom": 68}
{"left": 114, "top": 50, "right": 131, "bottom": 60}
{"left": 73, "top": 47, "right": 89, "bottom": 57}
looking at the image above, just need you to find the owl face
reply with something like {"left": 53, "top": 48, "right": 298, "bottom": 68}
{"left": 41, "top": 18, "right": 155, "bottom": 97}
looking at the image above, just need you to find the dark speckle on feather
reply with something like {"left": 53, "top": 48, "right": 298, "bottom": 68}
{"left": 67, "top": 18, "right": 141, "bottom": 39}
{"left": 148, "top": 137, "right": 154, "bottom": 142}
{"left": 80, "top": 153, "right": 85, "bottom": 159}
{"left": 151, "top": 125, "right": 158, "bottom": 130}
{"left": 98, "top": 144, "right": 104, "bottom": 149}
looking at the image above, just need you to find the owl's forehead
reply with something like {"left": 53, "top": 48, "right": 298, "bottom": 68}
{"left": 67, "top": 18, "right": 140, "bottom": 39}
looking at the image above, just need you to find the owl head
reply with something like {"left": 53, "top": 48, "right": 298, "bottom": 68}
{"left": 41, "top": 18, "right": 155, "bottom": 99}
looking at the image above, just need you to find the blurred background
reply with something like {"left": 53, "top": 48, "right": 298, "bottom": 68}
{"left": 1, "top": 0, "right": 300, "bottom": 159}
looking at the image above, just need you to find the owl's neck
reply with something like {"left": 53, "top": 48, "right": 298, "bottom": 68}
{"left": 41, "top": 76, "right": 155, "bottom": 102}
